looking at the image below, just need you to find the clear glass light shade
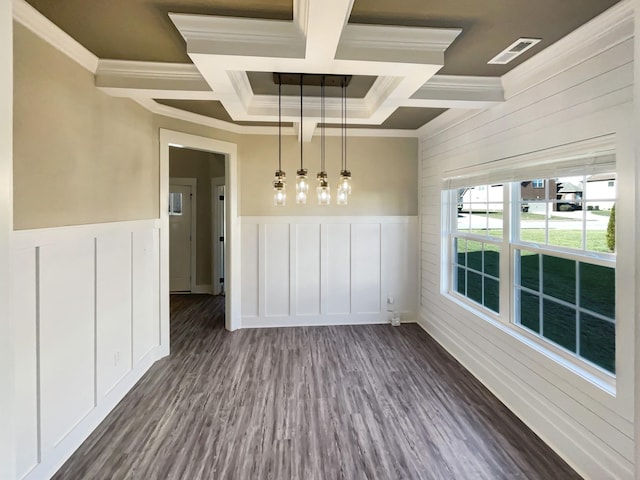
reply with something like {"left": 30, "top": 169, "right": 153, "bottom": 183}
{"left": 316, "top": 173, "right": 330, "bottom": 205}
{"left": 296, "top": 170, "right": 309, "bottom": 204}
{"left": 339, "top": 171, "right": 352, "bottom": 195}
{"left": 336, "top": 186, "right": 348, "bottom": 205}
{"left": 273, "top": 170, "right": 286, "bottom": 206}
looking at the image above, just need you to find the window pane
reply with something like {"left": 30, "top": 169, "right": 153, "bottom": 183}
{"left": 483, "top": 244, "right": 499, "bottom": 278}
{"left": 543, "top": 255, "right": 575, "bottom": 304}
{"left": 543, "top": 299, "right": 576, "bottom": 352}
{"left": 585, "top": 201, "right": 614, "bottom": 253}
{"left": 456, "top": 267, "right": 466, "bottom": 295}
{"left": 548, "top": 228, "right": 584, "bottom": 250}
{"left": 580, "top": 263, "right": 615, "bottom": 318}
{"left": 484, "top": 277, "right": 499, "bottom": 313}
{"left": 518, "top": 250, "right": 539, "bottom": 291}
{"left": 455, "top": 238, "right": 466, "bottom": 266}
{"left": 580, "top": 313, "right": 615, "bottom": 374}
{"left": 487, "top": 210, "right": 503, "bottom": 238}
{"left": 520, "top": 290, "right": 540, "bottom": 333}
{"left": 584, "top": 174, "right": 615, "bottom": 201}
{"left": 467, "top": 241, "right": 483, "bottom": 272}
{"left": 467, "top": 271, "right": 483, "bottom": 305}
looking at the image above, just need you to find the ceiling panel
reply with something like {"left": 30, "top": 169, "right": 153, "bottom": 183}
{"left": 324, "top": 107, "right": 447, "bottom": 130}
{"left": 25, "top": 0, "right": 293, "bottom": 62}
{"left": 156, "top": 99, "right": 292, "bottom": 126}
{"left": 349, "top": 0, "right": 621, "bottom": 76}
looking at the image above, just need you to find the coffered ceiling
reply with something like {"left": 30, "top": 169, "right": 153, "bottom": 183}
{"left": 22, "top": 0, "right": 622, "bottom": 136}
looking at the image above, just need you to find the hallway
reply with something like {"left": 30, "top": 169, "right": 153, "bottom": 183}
{"left": 53, "top": 295, "right": 580, "bottom": 479}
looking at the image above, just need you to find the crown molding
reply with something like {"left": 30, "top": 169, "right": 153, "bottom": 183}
{"left": 13, "top": 0, "right": 99, "bottom": 73}
{"left": 293, "top": 0, "right": 311, "bottom": 36}
{"left": 95, "top": 59, "right": 212, "bottom": 92}
{"left": 336, "top": 24, "right": 461, "bottom": 65}
{"left": 405, "top": 74, "right": 504, "bottom": 109}
{"left": 502, "top": 0, "right": 633, "bottom": 98}
{"left": 169, "top": 14, "right": 306, "bottom": 59}
{"left": 136, "top": 98, "right": 419, "bottom": 138}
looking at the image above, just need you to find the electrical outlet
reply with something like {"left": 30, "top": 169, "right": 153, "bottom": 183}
{"left": 387, "top": 294, "right": 395, "bottom": 305}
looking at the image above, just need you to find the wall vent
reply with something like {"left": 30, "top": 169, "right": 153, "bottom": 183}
{"left": 488, "top": 38, "right": 541, "bottom": 65}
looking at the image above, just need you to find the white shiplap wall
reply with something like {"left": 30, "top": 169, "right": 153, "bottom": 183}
{"left": 241, "top": 216, "right": 419, "bottom": 328}
{"left": 419, "top": 3, "right": 635, "bottom": 479}
{"left": 11, "top": 220, "right": 164, "bottom": 480}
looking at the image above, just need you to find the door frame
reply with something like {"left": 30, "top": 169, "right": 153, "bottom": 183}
{"left": 211, "top": 176, "right": 225, "bottom": 295}
{"left": 160, "top": 130, "right": 240, "bottom": 352}
{"left": 169, "top": 177, "right": 197, "bottom": 293}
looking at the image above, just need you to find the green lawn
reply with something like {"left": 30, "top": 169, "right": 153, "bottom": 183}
{"left": 589, "top": 210, "right": 611, "bottom": 217}
{"left": 470, "top": 229, "right": 612, "bottom": 253}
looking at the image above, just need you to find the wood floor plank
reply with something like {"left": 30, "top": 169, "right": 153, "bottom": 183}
{"left": 52, "top": 294, "right": 581, "bottom": 480}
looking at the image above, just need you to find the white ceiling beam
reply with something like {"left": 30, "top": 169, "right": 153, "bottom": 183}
{"left": 304, "top": 0, "right": 354, "bottom": 62}
{"left": 95, "top": 60, "right": 214, "bottom": 97}
{"left": 169, "top": 14, "right": 306, "bottom": 59}
{"left": 336, "top": 24, "right": 461, "bottom": 66}
{"left": 403, "top": 75, "right": 504, "bottom": 109}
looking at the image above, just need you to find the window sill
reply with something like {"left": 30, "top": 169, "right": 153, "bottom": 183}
{"left": 442, "top": 291, "right": 616, "bottom": 397}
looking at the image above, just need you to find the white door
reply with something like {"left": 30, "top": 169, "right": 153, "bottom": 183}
{"left": 169, "top": 184, "right": 192, "bottom": 292}
{"left": 213, "top": 185, "right": 225, "bottom": 295}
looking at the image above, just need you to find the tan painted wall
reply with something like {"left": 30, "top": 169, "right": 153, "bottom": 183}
{"left": 238, "top": 134, "right": 418, "bottom": 216}
{"left": 13, "top": 23, "right": 158, "bottom": 230}
{"left": 169, "top": 147, "right": 225, "bottom": 286}
{"left": 13, "top": 23, "right": 418, "bottom": 233}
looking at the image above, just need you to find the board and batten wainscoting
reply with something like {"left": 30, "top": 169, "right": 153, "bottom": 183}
{"left": 240, "top": 216, "right": 419, "bottom": 328}
{"left": 11, "top": 219, "right": 164, "bottom": 480}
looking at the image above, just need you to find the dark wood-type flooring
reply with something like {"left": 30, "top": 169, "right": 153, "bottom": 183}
{"left": 53, "top": 295, "right": 581, "bottom": 480}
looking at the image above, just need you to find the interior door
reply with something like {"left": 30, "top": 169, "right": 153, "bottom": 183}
{"left": 169, "top": 184, "right": 192, "bottom": 292}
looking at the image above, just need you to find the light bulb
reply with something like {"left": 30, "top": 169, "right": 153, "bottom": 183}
{"left": 337, "top": 187, "right": 348, "bottom": 205}
{"left": 296, "top": 169, "right": 309, "bottom": 205}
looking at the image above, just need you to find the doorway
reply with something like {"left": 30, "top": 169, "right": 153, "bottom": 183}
{"left": 169, "top": 179, "right": 196, "bottom": 292}
{"left": 159, "top": 129, "right": 240, "bottom": 351}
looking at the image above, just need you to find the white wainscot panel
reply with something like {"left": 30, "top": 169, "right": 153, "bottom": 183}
{"left": 96, "top": 232, "right": 133, "bottom": 399}
{"left": 132, "top": 228, "right": 160, "bottom": 364}
{"left": 351, "top": 224, "right": 382, "bottom": 314}
{"left": 381, "top": 222, "right": 419, "bottom": 319}
{"left": 295, "top": 224, "right": 321, "bottom": 316}
{"left": 324, "top": 223, "right": 351, "bottom": 315}
{"left": 263, "top": 223, "right": 290, "bottom": 317}
{"left": 12, "top": 247, "right": 38, "bottom": 479}
{"left": 39, "top": 238, "right": 95, "bottom": 456}
{"left": 241, "top": 223, "right": 259, "bottom": 318}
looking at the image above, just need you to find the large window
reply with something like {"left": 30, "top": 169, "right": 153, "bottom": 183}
{"left": 446, "top": 169, "right": 616, "bottom": 376}
{"left": 453, "top": 184, "right": 503, "bottom": 313}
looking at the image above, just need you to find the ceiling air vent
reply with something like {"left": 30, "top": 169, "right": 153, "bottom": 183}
{"left": 488, "top": 38, "right": 541, "bottom": 65}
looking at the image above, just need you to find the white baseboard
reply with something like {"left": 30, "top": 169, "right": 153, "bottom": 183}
{"left": 416, "top": 313, "right": 632, "bottom": 480}
{"left": 241, "top": 312, "right": 417, "bottom": 329}
{"left": 23, "top": 346, "right": 165, "bottom": 480}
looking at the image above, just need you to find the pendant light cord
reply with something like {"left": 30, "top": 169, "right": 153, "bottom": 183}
{"left": 321, "top": 80, "right": 325, "bottom": 172}
{"left": 341, "top": 81, "right": 344, "bottom": 171}
{"left": 344, "top": 81, "right": 348, "bottom": 171}
{"left": 278, "top": 81, "right": 282, "bottom": 172}
{"left": 300, "top": 76, "right": 303, "bottom": 170}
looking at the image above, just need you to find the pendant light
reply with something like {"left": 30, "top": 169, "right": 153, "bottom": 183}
{"left": 317, "top": 79, "right": 330, "bottom": 205}
{"left": 296, "top": 75, "right": 308, "bottom": 204}
{"left": 273, "top": 81, "right": 286, "bottom": 206}
{"left": 337, "top": 79, "right": 351, "bottom": 205}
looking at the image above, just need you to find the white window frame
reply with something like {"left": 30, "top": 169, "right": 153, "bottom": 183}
{"left": 443, "top": 172, "right": 616, "bottom": 387}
